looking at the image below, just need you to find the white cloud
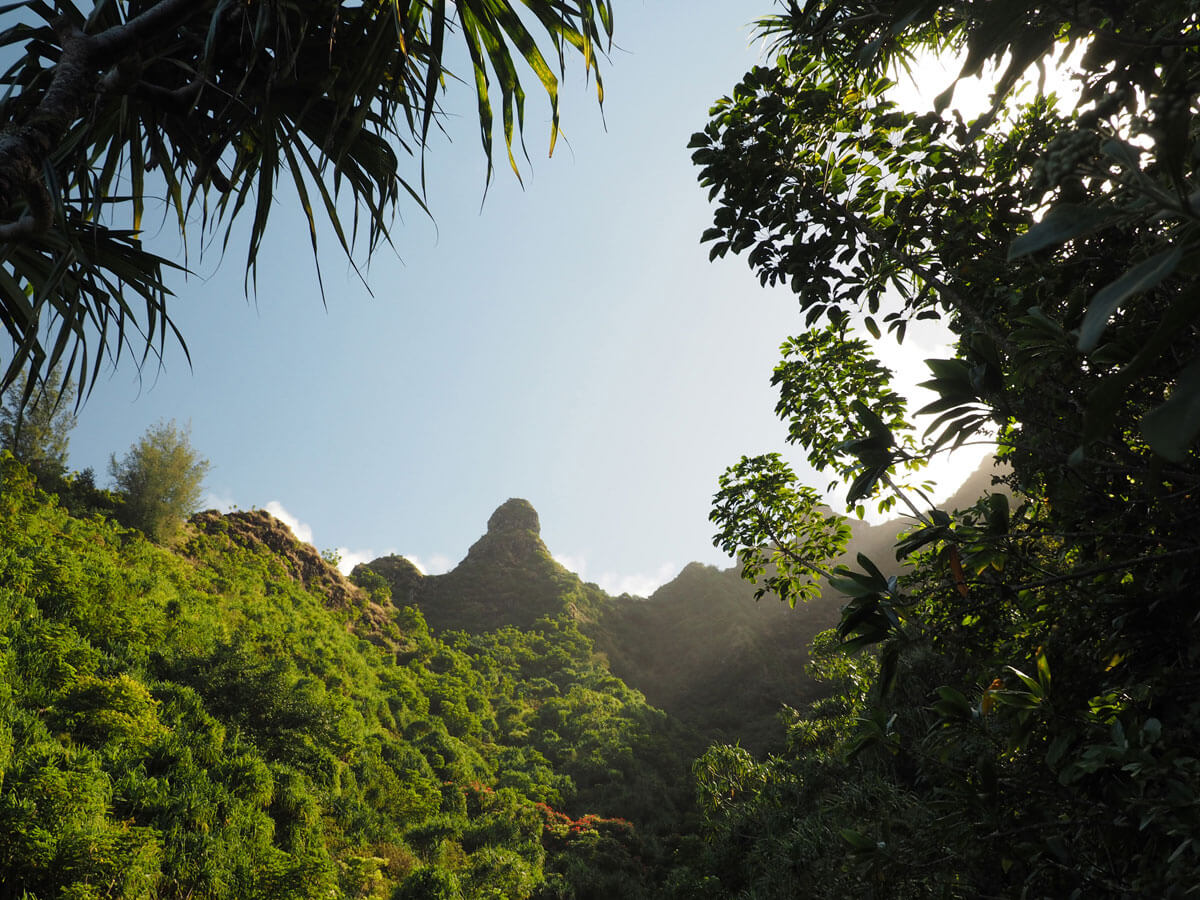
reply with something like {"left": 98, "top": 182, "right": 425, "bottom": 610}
{"left": 333, "top": 547, "right": 377, "bottom": 576}
{"left": 553, "top": 553, "right": 588, "bottom": 575}
{"left": 555, "top": 553, "right": 677, "bottom": 598}
{"left": 404, "top": 553, "right": 454, "bottom": 576}
{"left": 594, "top": 562, "right": 679, "bottom": 598}
{"left": 264, "top": 500, "right": 314, "bottom": 545}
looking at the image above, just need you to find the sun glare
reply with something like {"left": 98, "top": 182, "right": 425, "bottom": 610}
{"left": 849, "top": 44, "right": 1086, "bottom": 521}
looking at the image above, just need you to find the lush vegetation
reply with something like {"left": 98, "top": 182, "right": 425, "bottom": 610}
{"left": 0, "top": 458, "right": 694, "bottom": 899}
{"left": 0, "top": 369, "right": 76, "bottom": 480}
{"left": 678, "top": 1, "right": 1200, "bottom": 897}
{"left": 4, "top": 2, "right": 1200, "bottom": 898}
{"left": 108, "top": 420, "right": 210, "bottom": 544}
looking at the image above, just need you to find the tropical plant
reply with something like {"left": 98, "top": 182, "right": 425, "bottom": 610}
{"left": 690, "top": 1, "right": 1200, "bottom": 895}
{"left": 109, "top": 418, "right": 209, "bottom": 542}
{"left": 0, "top": 0, "right": 613, "bottom": 393}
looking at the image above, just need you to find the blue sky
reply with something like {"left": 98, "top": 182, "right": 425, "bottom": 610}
{"left": 63, "top": 2, "right": 989, "bottom": 596}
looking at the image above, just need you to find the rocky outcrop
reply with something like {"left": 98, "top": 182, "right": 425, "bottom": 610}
{"left": 189, "top": 508, "right": 362, "bottom": 611}
{"left": 363, "top": 498, "right": 601, "bottom": 632}
{"left": 487, "top": 497, "right": 540, "bottom": 535}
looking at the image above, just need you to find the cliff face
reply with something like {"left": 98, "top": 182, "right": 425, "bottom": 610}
{"left": 186, "top": 508, "right": 412, "bottom": 642}
{"left": 189, "top": 508, "right": 362, "bottom": 610}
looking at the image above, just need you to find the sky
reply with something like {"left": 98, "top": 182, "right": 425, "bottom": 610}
{"left": 61, "top": 1, "right": 993, "bottom": 597}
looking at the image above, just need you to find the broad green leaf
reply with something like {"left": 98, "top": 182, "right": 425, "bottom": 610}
{"left": 1078, "top": 246, "right": 1183, "bottom": 352}
{"left": 1005, "top": 664, "right": 1043, "bottom": 697}
{"left": 1100, "top": 137, "right": 1144, "bottom": 172}
{"left": 840, "top": 828, "right": 877, "bottom": 852}
{"left": 1035, "top": 647, "right": 1051, "bottom": 693}
{"left": 933, "top": 686, "right": 973, "bottom": 720}
{"left": 856, "top": 553, "right": 888, "bottom": 587}
{"left": 1142, "top": 354, "right": 1200, "bottom": 461}
{"left": 994, "top": 690, "right": 1042, "bottom": 709}
{"left": 1008, "top": 203, "right": 1120, "bottom": 260}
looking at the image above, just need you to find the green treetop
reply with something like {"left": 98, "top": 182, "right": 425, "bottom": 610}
{"left": 0, "top": 368, "right": 77, "bottom": 479}
{"left": 109, "top": 419, "right": 210, "bottom": 544}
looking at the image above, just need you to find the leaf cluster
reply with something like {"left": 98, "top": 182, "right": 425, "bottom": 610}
{"left": 0, "top": 0, "right": 613, "bottom": 395}
{"left": 0, "top": 457, "right": 686, "bottom": 899}
{"left": 687, "top": 0, "right": 1200, "bottom": 896}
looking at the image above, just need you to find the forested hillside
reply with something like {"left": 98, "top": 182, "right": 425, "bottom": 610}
{"left": 357, "top": 494, "right": 924, "bottom": 751}
{"left": 597, "top": 466, "right": 1004, "bottom": 750}
{"left": 4, "top": 1, "right": 1199, "bottom": 898}
{"left": 0, "top": 459, "right": 693, "bottom": 899}
{"left": 0, "top": 443, "right": 1014, "bottom": 899}
{"left": 358, "top": 496, "right": 843, "bottom": 750}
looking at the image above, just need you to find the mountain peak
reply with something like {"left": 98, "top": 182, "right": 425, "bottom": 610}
{"left": 487, "top": 498, "right": 540, "bottom": 536}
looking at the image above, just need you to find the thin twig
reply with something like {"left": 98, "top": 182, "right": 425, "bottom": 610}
{"left": 1011, "top": 548, "right": 1197, "bottom": 592}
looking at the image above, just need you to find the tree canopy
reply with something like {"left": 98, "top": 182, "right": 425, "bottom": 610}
{"left": 0, "top": 365, "right": 76, "bottom": 478}
{"left": 691, "top": 0, "right": 1200, "bottom": 895}
{"left": 0, "top": 0, "right": 613, "bottom": 395}
{"left": 109, "top": 418, "right": 209, "bottom": 543}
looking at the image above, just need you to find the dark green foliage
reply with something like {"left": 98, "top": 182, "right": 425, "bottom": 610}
{"left": 351, "top": 567, "right": 393, "bottom": 607}
{"left": 711, "top": 454, "right": 852, "bottom": 606}
{"left": 0, "top": 369, "right": 76, "bottom": 480}
{"left": 680, "top": 1, "right": 1200, "bottom": 896}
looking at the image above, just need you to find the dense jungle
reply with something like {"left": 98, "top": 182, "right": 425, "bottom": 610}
{"left": 2, "top": 0, "right": 1199, "bottom": 897}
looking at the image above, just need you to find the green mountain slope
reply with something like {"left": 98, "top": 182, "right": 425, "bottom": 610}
{"left": 391, "top": 499, "right": 610, "bottom": 633}
{"left": 364, "top": 469, "right": 1006, "bottom": 752}
{"left": 0, "top": 459, "right": 689, "bottom": 899}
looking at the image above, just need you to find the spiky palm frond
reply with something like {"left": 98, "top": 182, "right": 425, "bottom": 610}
{"left": 0, "top": 0, "right": 613, "bottom": 396}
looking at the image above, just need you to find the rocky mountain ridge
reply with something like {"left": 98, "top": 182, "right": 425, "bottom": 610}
{"left": 354, "top": 498, "right": 910, "bottom": 747}
{"left": 191, "top": 465, "right": 1005, "bottom": 748}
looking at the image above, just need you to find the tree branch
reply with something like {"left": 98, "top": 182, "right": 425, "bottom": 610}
{"left": 87, "top": 0, "right": 206, "bottom": 68}
{"left": 1011, "top": 548, "right": 1197, "bottom": 592}
{"left": 758, "top": 512, "right": 837, "bottom": 582}
{"left": 0, "top": 0, "right": 210, "bottom": 236}
{"left": 0, "top": 174, "right": 51, "bottom": 240}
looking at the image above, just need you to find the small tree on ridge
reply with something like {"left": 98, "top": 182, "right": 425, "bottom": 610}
{"left": 109, "top": 420, "right": 209, "bottom": 544}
